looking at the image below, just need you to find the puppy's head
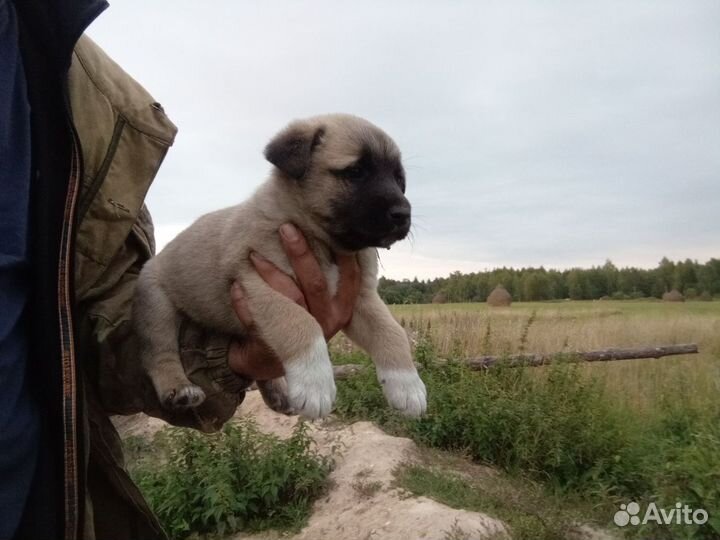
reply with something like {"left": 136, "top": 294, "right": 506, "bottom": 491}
{"left": 264, "top": 114, "right": 410, "bottom": 251}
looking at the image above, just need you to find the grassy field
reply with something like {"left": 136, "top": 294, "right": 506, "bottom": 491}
{"left": 387, "top": 300, "right": 720, "bottom": 413}
{"left": 126, "top": 300, "right": 719, "bottom": 539}
{"left": 330, "top": 299, "right": 720, "bottom": 539}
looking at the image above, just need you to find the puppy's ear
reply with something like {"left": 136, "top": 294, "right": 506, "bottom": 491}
{"left": 264, "top": 121, "right": 325, "bottom": 179}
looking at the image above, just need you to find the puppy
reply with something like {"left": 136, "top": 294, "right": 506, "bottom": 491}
{"left": 133, "top": 114, "right": 427, "bottom": 419}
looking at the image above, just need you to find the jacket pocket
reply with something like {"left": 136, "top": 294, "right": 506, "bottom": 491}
{"left": 75, "top": 122, "right": 169, "bottom": 301}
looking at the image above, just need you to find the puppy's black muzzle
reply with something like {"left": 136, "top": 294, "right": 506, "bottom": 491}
{"left": 330, "top": 177, "right": 412, "bottom": 250}
{"left": 375, "top": 196, "right": 411, "bottom": 247}
{"left": 388, "top": 200, "right": 411, "bottom": 229}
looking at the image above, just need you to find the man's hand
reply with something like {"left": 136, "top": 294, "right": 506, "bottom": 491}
{"left": 227, "top": 223, "right": 361, "bottom": 379}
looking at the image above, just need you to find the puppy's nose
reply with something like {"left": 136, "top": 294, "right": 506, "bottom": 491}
{"left": 388, "top": 203, "right": 411, "bottom": 227}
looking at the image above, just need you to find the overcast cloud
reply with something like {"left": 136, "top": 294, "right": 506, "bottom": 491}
{"left": 89, "top": 1, "right": 719, "bottom": 279}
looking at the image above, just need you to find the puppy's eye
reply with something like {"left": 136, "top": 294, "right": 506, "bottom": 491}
{"left": 394, "top": 168, "right": 406, "bottom": 190}
{"left": 333, "top": 163, "right": 363, "bottom": 179}
{"left": 343, "top": 164, "right": 363, "bottom": 177}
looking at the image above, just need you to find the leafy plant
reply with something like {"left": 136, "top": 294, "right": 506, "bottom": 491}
{"left": 129, "top": 419, "right": 332, "bottom": 539}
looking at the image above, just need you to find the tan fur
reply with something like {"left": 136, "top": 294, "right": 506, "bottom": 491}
{"left": 133, "top": 114, "right": 426, "bottom": 418}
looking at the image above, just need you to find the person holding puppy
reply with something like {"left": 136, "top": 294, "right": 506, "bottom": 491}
{"left": 0, "top": 1, "right": 359, "bottom": 539}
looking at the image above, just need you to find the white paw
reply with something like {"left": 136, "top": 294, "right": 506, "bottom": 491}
{"left": 377, "top": 368, "right": 427, "bottom": 417}
{"left": 284, "top": 337, "right": 336, "bottom": 419}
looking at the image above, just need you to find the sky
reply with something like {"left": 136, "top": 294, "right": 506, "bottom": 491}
{"left": 89, "top": 1, "right": 719, "bottom": 280}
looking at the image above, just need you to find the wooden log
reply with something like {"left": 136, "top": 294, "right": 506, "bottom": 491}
{"left": 332, "top": 363, "right": 366, "bottom": 380}
{"left": 575, "top": 344, "right": 698, "bottom": 362}
{"left": 331, "top": 344, "right": 698, "bottom": 378}
{"left": 466, "top": 343, "right": 698, "bottom": 369}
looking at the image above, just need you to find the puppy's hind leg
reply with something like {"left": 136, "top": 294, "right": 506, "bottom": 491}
{"left": 133, "top": 261, "right": 206, "bottom": 410}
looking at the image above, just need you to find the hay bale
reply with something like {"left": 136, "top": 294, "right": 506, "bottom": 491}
{"left": 487, "top": 284, "right": 512, "bottom": 307}
{"left": 431, "top": 291, "right": 447, "bottom": 304}
{"left": 662, "top": 289, "right": 685, "bottom": 302}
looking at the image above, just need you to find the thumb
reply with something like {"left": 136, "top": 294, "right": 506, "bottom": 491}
{"left": 231, "top": 282, "right": 254, "bottom": 326}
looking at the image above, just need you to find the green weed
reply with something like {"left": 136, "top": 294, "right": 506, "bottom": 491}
{"left": 128, "top": 419, "right": 332, "bottom": 539}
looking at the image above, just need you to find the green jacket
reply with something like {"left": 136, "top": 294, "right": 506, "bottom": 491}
{"left": 68, "top": 36, "right": 250, "bottom": 540}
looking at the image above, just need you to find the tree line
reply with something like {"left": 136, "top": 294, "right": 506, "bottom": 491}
{"left": 378, "top": 257, "right": 720, "bottom": 304}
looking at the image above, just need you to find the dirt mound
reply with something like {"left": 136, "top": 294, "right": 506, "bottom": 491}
{"left": 115, "top": 393, "right": 506, "bottom": 540}
{"left": 115, "top": 393, "right": 615, "bottom": 540}
{"left": 235, "top": 392, "right": 507, "bottom": 540}
{"left": 113, "top": 411, "right": 168, "bottom": 439}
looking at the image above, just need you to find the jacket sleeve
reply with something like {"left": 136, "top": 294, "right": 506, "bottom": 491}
{"left": 77, "top": 205, "right": 252, "bottom": 433}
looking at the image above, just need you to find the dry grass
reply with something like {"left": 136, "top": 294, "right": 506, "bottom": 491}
{"left": 333, "top": 300, "right": 720, "bottom": 413}
{"left": 330, "top": 300, "right": 720, "bottom": 538}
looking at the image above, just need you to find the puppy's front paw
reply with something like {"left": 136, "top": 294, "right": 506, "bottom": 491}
{"left": 284, "top": 338, "right": 336, "bottom": 420}
{"left": 377, "top": 369, "right": 427, "bottom": 417}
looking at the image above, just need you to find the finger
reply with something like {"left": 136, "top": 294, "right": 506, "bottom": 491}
{"left": 334, "top": 253, "right": 361, "bottom": 313}
{"left": 250, "top": 252, "right": 307, "bottom": 309}
{"left": 279, "top": 224, "right": 331, "bottom": 314}
{"left": 230, "top": 282, "right": 254, "bottom": 326}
